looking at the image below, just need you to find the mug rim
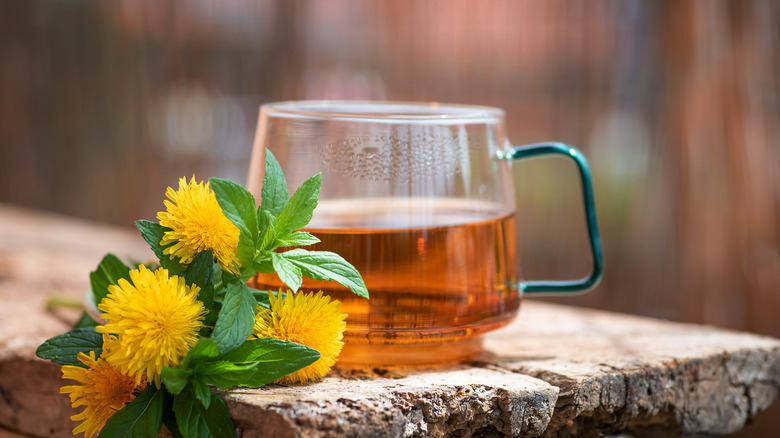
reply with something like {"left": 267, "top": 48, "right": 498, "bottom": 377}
{"left": 260, "top": 100, "right": 504, "bottom": 122}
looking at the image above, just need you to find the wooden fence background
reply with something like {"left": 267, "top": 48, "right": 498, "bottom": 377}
{"left": 1, "top": 1, "right": 779, "bottom": 434}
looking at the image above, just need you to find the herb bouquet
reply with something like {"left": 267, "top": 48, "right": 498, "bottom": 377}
{"left": 36, "top": 150, "right": 368, "bottom": 438}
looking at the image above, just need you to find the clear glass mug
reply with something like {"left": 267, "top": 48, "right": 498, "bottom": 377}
{"left": 247, "top": 101, "right": 603, "bottom": 367}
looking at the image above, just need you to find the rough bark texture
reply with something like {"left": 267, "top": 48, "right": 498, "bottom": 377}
{"left": 224, "top": 369, "right": 557, "bottom": 438}
{"left": 483, "top": 304, "right": 780, "bottom": 437}
{"left": 2, "top": 204, "right": 780, "bottom": 437}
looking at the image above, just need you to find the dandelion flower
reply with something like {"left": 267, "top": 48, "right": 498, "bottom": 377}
{"left": 157, "top": 176, "right": 241, "bottom": 275}
{"left": 60, "top": 335, "right": 146, "bottom": 438}
{"left": 97, "top": 265, "right": 205, "bottom": 386}
{"left": 253, "top": 290, "right": 347, "bottom": 384}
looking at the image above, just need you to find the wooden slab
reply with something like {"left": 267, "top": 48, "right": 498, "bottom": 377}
{"left": 1, "top": 204, "right": 779, "bottom": 437}
{"left": 224, "top": 369, "right": 557, "bottom": 437}
{"left": 484, "top": 302, "right": 780, "bottom": 436}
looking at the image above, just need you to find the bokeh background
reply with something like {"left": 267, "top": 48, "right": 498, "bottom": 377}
{"left": 1, "top": 1, "right": 778, "bottom": 435}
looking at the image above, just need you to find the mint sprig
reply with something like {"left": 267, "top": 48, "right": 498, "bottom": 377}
{"left": 209, "top": 148, "right": 368, "bottom": 298}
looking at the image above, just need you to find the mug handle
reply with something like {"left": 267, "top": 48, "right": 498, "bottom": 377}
{"left": 505, "top": 142, "right": 604, "bottom": 294}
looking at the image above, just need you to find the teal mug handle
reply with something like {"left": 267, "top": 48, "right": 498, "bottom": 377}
{"left": 505, "top": 142, "right": 604, "bottom": 294}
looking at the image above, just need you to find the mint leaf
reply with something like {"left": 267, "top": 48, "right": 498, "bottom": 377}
{"left": 173, "top": 387, "right": 235, "bottom": 438}
{"left": 36, "top": 327, "right": 103, "bottom": 367}
{"left": 199, "top": 361, "right": 257, "bottom": 388}
{"left": 161, "top": 367, "right": 192, "bottom": 396}
{"left": 98, "top": 386, "right": 164, "bottom": 438}
{"left": 185, "top": 250, "right": 216, "bottom": 328}
{"left": 219, "top": 337, "right": 314, "bottom": 364}
{"left": 191, "top": 375, "right": 212, "bottom": 409}
{"left": 258, "top": 211, "right": 277, "bottom": 251}
{"left": 136, "top": 220, "right": 185, "bottom": 275}
{"left": 162, "top": 338, "right": 220, "bottom": 398}
{"left": 274, "top": 231, "right": 321, "bottom": 248}
{"left": 251, "top": 257, "right": 274, "bottom": 276}
{"left": 210, "top": 178, "right": 258, "bottom": 274}
{"left": 270, "top": 252, "right": 302, "bottom": 293}
{"left": 257, "top": 206, "right": 268, "bottom": 242}
{"left": 259, "top": 149, "right": 288, "bottom": 217}
{"left": 203, "top": 392, "right": 234, "bottom": 438}
{"left": 89, "top": 254, "right": 131, "bottom": 305}
{"left": 202, "top": 338, "right": 320, "bottom": 388}
{"left": 182, "top": 338, "right": 221, "bottom": 367}
{"left": 211, "top": 277, "right": 256, "bottom": 354}
{"left": 273, "top": 173, "right": 321, "bottom": 239}
{"left": 162, "top": 391, "right": 184, "bottom": 438}
{"left": 281, "top": 249, "right": 368, "bottom": 299}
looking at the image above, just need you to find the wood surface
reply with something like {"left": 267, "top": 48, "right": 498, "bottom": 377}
{"left": 1, "top": 204, "right": 778, "bottom": 437}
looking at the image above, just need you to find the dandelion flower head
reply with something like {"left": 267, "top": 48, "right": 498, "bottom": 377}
{"left": 60, "top": 335, "right": 145, "bottom": 438}
{"left": 253, "top": 290, "right": 347, "bottom": 384}
{"left": 157, "top": 176, "right": 240, "bottom": 275}
{"left": 97, "top": 265, "right": 205, "bottom": 386}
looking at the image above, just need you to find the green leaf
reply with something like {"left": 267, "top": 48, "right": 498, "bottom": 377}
{"left": 89, "top": 253, "right": 131, "bottom": 304}
{"left": 202, "top": 338, "right": 320, "bottom": 389}
{"left": 281, "top": 249, "right": 369, "bottom": 299}
{"left": 98, "top": 386, "right": 164, "bottom": 438}
{"left": 162, "top": 389, "right": 184, "bottom": 438}
{"left": 258, "top": 212, "right": 277, "bottom": 251}
{"left": 259, "top": 149, "right": 288, "bottom": 217}
{"left": 220, "top": 337, "right": 316, "bottom": 364}
{"left": 191, "top": 375, "right": 212, "bottom": 409}
{"left": 184, "top": 250, "right": 216, "bottom": 327}
{"left": 136, "top": 220, "right": 185, "bottom": 275}
{"left": 249, "top": 288, "right": 271, "bottom": 309}
{"left": 36, "top": 327, "right": 103, "bottom": 367}
{"left": 203, "top": 393, "right": 235, "bottom": 438}
{"left": 160, "top": 367, "right": 192, "bottom": 394}
{"left": 273, "top": 231, "right": 321, "bottom": 248}
{"left": 173, "top": 387, "right": 235, "bottom": 438}
{"left": 183, "top": 338, "right": 221, "bottom": 366}
{"left": 73, "top": 311, "right": 98, "bottom": 328}
{"left": 198, "top": 361, "right": 257, "bottom": 389}
{"left": 211, "top": 277, "right": 256, "bottom": 354}
{"left": 210, "top": 178, "right": 258, "bottom": 273}
{"left": 251, "top": 259, "right": 275, "bottom": 276}
{"left": 273, "top": 173, "right": 321, "bottom": 239}
{"left": 162, "top": 339, "right": 219, "bottom": 397}
{"left": 270, "top": 252, "right": 302, "bottom": 293}
{"left": 161, "top": 366, "right": 192, "bottom": 395}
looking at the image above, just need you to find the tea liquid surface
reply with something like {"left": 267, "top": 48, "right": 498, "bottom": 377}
{"left": 252, "top": 198, "right": 522, "bottom": 365}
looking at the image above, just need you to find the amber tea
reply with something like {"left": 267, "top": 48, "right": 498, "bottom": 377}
{"left": 252, "top": 198, "right": 522, "bottom": 366}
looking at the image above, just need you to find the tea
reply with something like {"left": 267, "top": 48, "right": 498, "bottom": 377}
{"left": 251, "top": 198, "right": 522, "bottom": 366}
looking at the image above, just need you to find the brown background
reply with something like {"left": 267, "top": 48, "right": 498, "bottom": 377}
{"left": 1, "top": 1, "right": 778, "bottom": 436}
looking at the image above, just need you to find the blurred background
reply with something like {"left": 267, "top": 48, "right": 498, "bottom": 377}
{"left": 1, "top": 0, "right": 778, "bottom": 435}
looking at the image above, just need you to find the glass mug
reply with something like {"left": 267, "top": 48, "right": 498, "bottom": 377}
{"left": 246, "top": 101, "right": 603, "bottom": 367}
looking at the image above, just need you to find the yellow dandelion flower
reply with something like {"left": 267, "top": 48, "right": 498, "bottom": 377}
{"left": 60, "top": 335, "right": 146, "bottom": 438}
{"left": 157, "top": 176, "right": 241, "bottom": 275}
{"left": 252, "top": 290, "right": 347, "bottom": 384}
{"left": 97, "top": 265, "right": 205, "bottom": 387}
